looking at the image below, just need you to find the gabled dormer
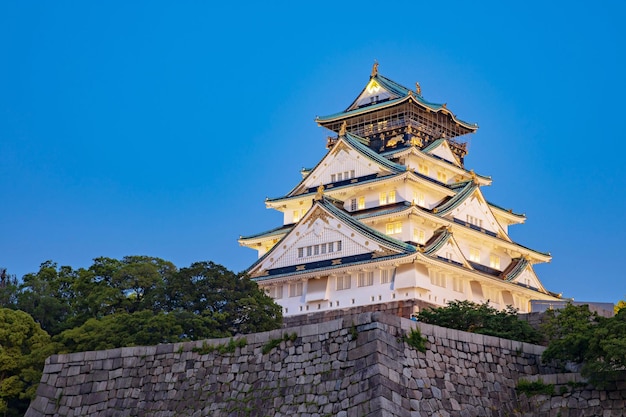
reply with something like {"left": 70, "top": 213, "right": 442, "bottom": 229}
{"left": 433, "top": 181, "right": 510, "bottom": 240}
{"left": 422, "top": 227, "right": 473, "bottom": 269}
{"left": 501, "top": 258, "right": 552, "bottom": 295}
{"left": 422, "top": 138, "right": 462, "bottom": 167}
{"left": 276, "top": 131, "right": 406, "bottom": 199}
{"left": 248, "top": 194, "right": 416, "bottom": 280}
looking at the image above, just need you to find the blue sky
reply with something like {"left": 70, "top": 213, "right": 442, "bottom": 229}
{"left": 1, "top": 1, "right": 624, "bottom": 304}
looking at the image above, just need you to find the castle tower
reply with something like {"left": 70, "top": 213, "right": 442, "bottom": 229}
{"left": 239, "top": 65, "right": 560, "bottom": 317}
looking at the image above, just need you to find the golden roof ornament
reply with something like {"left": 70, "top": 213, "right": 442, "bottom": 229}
{"left": 415, "top": 82, "right": 421, "bottom": 95}
{"left": 470, "top": 169, "right": 479, "bottom": 184}
{"left": 371, "top": 61, "right": 378, "bottom": 77}
{"left": 314, "top": 185, "right": 325, "bottom": 201}
{"left": 339, "top": 121, "right": 347, "bottom": 136}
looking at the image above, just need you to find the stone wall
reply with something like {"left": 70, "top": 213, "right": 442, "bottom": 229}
{"left": 26, "top": 312, "right": 626, "bottom": 417}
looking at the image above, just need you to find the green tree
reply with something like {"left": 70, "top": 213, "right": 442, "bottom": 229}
{"left": 584, "top": 308, "right": 626, "bottom": 386}
{"left": 0, "top": 268, "right": 19, "bottom": 308}
{"left": 54, "top": 310, "right": 190, "bottom": 352}
{"left": 540, "top": 303, "right": 599, "bottom": 365}
{"left": 416, "top": 300, "right": 542, "bottom": 344}
{"left": 88, "top": 256, "right": 176, "bottom": 315}
{"left": 16, "top": 261, "right": 77, "bottom": 335}
{"left": 0, "top": 309, "right": 57, "bottom": 417}
{"left": 168, "top": 262, "right": 282, "bottom": 335}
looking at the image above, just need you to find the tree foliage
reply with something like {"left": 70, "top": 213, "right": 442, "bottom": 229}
{"left": 541, "top": 303, "right": 626, "bottom": 387}
{"left": 416, "top": 300, "right": 542, "bottom": 344}
{"left": 1, "top": 257, "right": 282, "bottom": 413}
{"left": 541, "top": 303, "right": 599, "bottom": 365}
{"left": 0, "top": 309, "right": 57, "bottom": 417}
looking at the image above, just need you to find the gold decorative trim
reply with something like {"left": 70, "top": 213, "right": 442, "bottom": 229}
{"left": 314, "top": 185, "right": 324, "bottom": 201}
{"left": 372, "top": 247, "right": 397, "bottom": 258}
{"left": 296, "top": 265, "right": 306, "bottom": 271}
{"left": 339, "top": 120, "right": 347, "bottom": 136}
{"left": 302, "top": 207, "right": 331, "bottom": 227}
{"left": 331, "top": 259, "right": 342, "bottom": 265}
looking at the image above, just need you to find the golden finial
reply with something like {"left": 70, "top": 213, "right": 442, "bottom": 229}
{"left": 314, "top": 185, "right": 325, "bottom": 201}
{"left": 442, "top": 103, "right": 447, "bottom": 109}
{"left": 415, "top": 82, "right": 421, "bottom": 95}
{"left": 470, "top": 169, "right": 479, "bottom": 184}
{"left": 371, "top": 61, "right": 379, "bottom": 77}
{"left": 339, "top": 121, "right": 347, "bottom": 136}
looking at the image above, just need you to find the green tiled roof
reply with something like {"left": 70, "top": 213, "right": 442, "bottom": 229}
{"left": 433, "top": 181, "right": 477, "bottom": 215}
{"left": 343, "top": 132, "right": 406, "bottom": 173}
{"left": 316, "top": 73, "right": 477, "bottom": 129}
{"left": 240, "top": 224, "right": 294, "bottom": 241}
{"left": 501, "top": 257, "right": 529, "bottom": 282}
{"left": 422, "top": 228, "right": 452, "bottom": 256}
{"left": 321, "top": 196, "right": 416, "bottom": 254}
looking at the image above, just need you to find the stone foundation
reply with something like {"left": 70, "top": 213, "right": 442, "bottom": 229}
{"left": 26, "top": 312, "right": 626, "bottom": 417}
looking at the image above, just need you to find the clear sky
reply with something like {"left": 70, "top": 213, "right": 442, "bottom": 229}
{"left": 1, "top": 1, "right": 625, "bottom": 304}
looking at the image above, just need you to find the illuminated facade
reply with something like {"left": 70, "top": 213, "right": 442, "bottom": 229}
{"left": 240, "top": 64, "right": 561, "bottom": 317}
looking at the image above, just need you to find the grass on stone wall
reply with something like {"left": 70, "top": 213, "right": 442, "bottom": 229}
{"left": 262, "top": 332, "right": 297, "bottom": 355}
{"left": 515, "top": 378, "right": 555, "bottom": 396}
{"left": 403, "top": 327, "right": 428, "bottom": 353}
{"left": 192, "top": 337, "right": 247, "bottom": 355}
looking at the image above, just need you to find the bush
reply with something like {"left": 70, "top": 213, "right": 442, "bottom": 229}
{"left": 417, "top": 300, "right": 542, "bottom": 344}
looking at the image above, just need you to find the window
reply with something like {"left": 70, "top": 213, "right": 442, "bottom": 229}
{"left": 293, "top": 208, "right": 306, "bottom": 223}
{"left": 350, "top": 199, "right": 357, "bottom": 211}
{"left": 469, "top": 247, "right": 480, "bottom": 263}
{"left": 467, "top": 215, "right": 483, "bottom": 228}
{"left": 350, "top": 170, "right": 355, "bottom": 179}
{"left": 386, "top": 221, "right": 402, "bottom": 235}
{"left": 336, "top": 275, "right": 351, "bottom": 290}
{"left": 379, "top": 191, "right": 396, "bottom": 205}
{"left": 358, "top": 196, "right": 365, "bottom": 210}
{"left": 413, "top": 191, "right": 425, "bottom": 207}
{"left": 430, "top": 271, "right": 446, "bottom": 287}
{"left": 358, "top": 271, "right": 374, "bottom": 287}
{"left": 298, "top": 241, "right": 341, "bottom": 258}
{"left": 380, "top": 269, "right": 392, "bottom": 284}
{"left": 417, "top": 163, "right": 429, "bottom": 176}
{"left": 413, "top": 228, "right": 426, "bottom": 245}
{"left": 265, "top": 286, "right": 283, "bottom": 299}
{"left": 331, "top": 174, "right": 336, "bottom": 182}
{"left": 485, "top": 288, "right": 499, "bottom": 304}
{"left": 289, "top": 282, "right": 303, "bottom": 297}
{"left": 490, "top": 254, "right": 501, "bottom": 270}
{"left": 437, "top": 171, "right": 447, "bottom": 183}
{"left": 452, "top": 277, "right": 464, "bottom": 293}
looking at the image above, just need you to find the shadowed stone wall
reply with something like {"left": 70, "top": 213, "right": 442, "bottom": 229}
{"left": 26, "top": 312, "right": 626, "bottom": 417}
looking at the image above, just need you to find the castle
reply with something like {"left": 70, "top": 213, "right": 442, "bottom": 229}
{"left": 239, "top": 64, "right": 561, "bottom": 317}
